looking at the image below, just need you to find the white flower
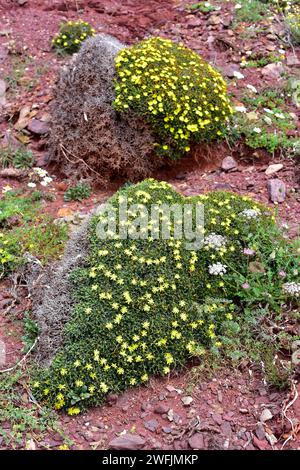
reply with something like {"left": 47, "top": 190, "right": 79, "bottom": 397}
{"left": 208, "top": 262, "right": 227, "bottom": 276}
{"left": 40, "top": 176, "right": 53, "bottom": 186}
{"left": 240, "top": 208, "right": 261, "bottom": 220}
{"left": 235, "top": 105, "right": 247, "bottom": 113}
{"left": 204, "top": 233, "right": 227, "bottom": 249}
{"left": 282, "top": 282, "right": 300, "bottom": 298}
{"left": 233, "top": 71, "right": 244, "bottom": 80}
{"left": 235, "top": 3, "right": 242, "bottom": 9}
{"left": 253, "top": 127, "right": 261, "bottom": 133}
{"left": 27, "top": 182, "right": 37, "bottom": 188}
{"left": 246, "top": 84, "right": 257, "bottom": 93}
{"left": 274, "top": 113, "right": 285, "bottom": 119}
{"left": 264, "top": 108, "right": 274, "bottom": 114}
{"left": 33, "top": 167, "right": 47, "bottom": 178}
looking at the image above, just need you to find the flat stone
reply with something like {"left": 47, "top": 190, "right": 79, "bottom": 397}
{"left": 108, "top": 434, "right": 145, "bottom": 450}
{"left": 261, "top": 62, "right": 285, "bottom": 80}
{"left": 260, "top": 409, "right": 273, "bottom": 423}
{"left": 267, "top": 179, "right": 286, "bottom": 203}
{"left": 27, "top": 118, "right": 50, "bottom": 135}
{"left": 154, "top": 403, "right": 169, "bottom": 415}
{"left": 181, "top": 396, "right": 193, "bottom": 406}
{"left": 0, "top": 79, "right": 6, "bottom": 107}
{"left": 221, "top": 156, "right": 237, "bottom": 171}
{"left": 144, "top": 419, "right": 159, "bottom": 432}
{"left": 286, "top": 53, "right": 300, "bottom": 67}
{"left": 265, "top": 163, "right": 283, "bottom": 176}
{"left": 188, "top": 433, "right": 204, "bottom": 450}
{"left": 255, "top": 422, "right": 266, "bottom": 440}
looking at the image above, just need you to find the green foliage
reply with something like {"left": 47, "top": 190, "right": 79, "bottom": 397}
{"left": 186, "top": 2, "right": 218, "bottom": 13}
{"left": 52, "top": 20, "right": 95, "bottom": 54}
{"left": 0, "top": 146, "right": 34, "bottom": 169}
{"left": 234, "top": 0, "right": 270, "bottom": 24}
{"left": 22, "top": 311, "right": 39, "bottom": 353}
{"left": 242, "top": 52, "right": 282, "bottom": 68}
{"left": 0, "top": 370, "right": 71, "bottom": 449}
{"left": 227, "top": 88, "right": 299, "bottom": 156}
{"left": 32, "top": 179, "right": 299, "bottom": 413}
{"left": 0, "top": 191, "right": 68, "bottom": 279}
{"left": 285, "top": 4, "right": 300, "bottom": 44}
{"left": 114, "top": 37, "right": 232, "bottom": 159}
{"left": 64, "top": 182, "right": 91, "bottom": 202}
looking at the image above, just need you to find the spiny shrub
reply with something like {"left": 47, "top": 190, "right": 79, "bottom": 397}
{"left": 49, "top": 35, "right": 159, "bottom": 185}
{"left": 114, "top": 37, "right": 232, "bottom": 159}
{"left": 285, "top": 4, "right": 300, "bottom": 44}
{"left": 32, "top": 179, "right": 299, "bottom": 413}
{"left": 52, "top": 20, "right": 95, "bottom": 54}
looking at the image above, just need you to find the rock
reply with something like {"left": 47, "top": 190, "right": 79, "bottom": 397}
{"left": 214, "top": 183, "right": 234, "bottom": 191}
{"left": 188, "top": 433, "right": 204, "bottom": 450}
{"left": 18, "top": 0, "right": 28, "bottom": 5}
{"left": 108, "top": 434, "right": 145, "bottom": 450}
{"left": 253, "top": 435, "right": 269, "bottom": 450}
{"left": 220, "top": 421, "right": 232, "bottom": 437}
{"left": 14, "top": 105, "right": 34, "bottom": 131}
{"left": 57, "top": 207, "right": 74, "bottom": 218}
{"left": 222, "top": 64, "right": 239, "bottom": 78}
{"left": 208, "top": 14, "right": 221, "bottom": 26}
{"left": 261, "top": 63, "right": 285, "bottom": 80}
{"left": 144, "top": 419, "right": 159, "bottom": 432}
{"left": 141, "top": 402, "right": 152, "bottom": 412}
{"left": 291, "top": 349, "right": 300, "bottom": 366}
{"left": 265, "top": 164, "right": 283, "bottom": 176}
{"left": 187, "top": 17, "right": 203, "bottom": 28}
{"left": 255, "top": 423, "right": 266, "bottom": 440}
{"left": 222, "top": 15, "right": 233, "bottom": 28}
{"left": 221, "top": 156, "right": 237, "bottom": 171}
{"left": 0, "top": 79, "right": 6, "bottom": 107}
{"left": 286, "top": 53, "right": 300, "bottom": 67}
{"left": 0, "top": 168, "right": 25, "bottom": 179}
{"left": 212, "top": 413, "right": 223, "bottom": 426}
{"left": 260, "top": 409, "right": 273, "bottom": 423}
{"left": 162, "top": 426, "right": 172, "bottom": 434}
{"left": 291, "top": 340, "right": 300, "bottom": 352}
{"left": 154, "top": 403, "right": 169, "bottom": 415}
{"left": 265, "top": 433, "right": 277, "bottom": 446}
{"left": 181, "top": 396, "right": 193, "bottom": 406}
{"left": 267, "top": 179, "right": 286, "bottom": 203}
{"left": 27, "top": 119, "right": 50, "bottom": 135}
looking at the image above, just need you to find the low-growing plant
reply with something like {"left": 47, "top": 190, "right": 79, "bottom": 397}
{"left": 0, "top": 192, "right": 68, "bottom": 279}
{"left": 0, "top": 146, "right": 34, "bottom": 169}
{"left": 186, "top": 2, "right": 218, "bottom": 13}
{"left": 234, "top": 0, "right": 270, "bottom": 24}
{"left": 52, "top": 20, "right": 96, "bottom": 54}
{"left": 32, "top": 179, "right": 299, "bottom": 413}
{"left": 228, "top": 89, "right": 299, "bottom": 156}
{"left": 0, "top": 369, "right": 72, "bottom": 449}
{"left": 64, "top": 182, "right": 91, "bottom": 202}
{"left": 114, "top": 37, "right": 232, "bottom": 159}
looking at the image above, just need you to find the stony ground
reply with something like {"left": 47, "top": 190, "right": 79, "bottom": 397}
{"left": 0, "top": 0, "right": 300, "bottom": 451}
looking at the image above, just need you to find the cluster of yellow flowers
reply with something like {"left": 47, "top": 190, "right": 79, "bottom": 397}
{"left": 114, "top": 37, "right": 232, "bottom": 159}
{"left": 32, "top": 179, "right": 278, "bottom": 413}
{"left": 52, "top": 20, "right": 95, "bottom": 54}
{"left": 286, "top": 3, "right": 300, "bottom": 44}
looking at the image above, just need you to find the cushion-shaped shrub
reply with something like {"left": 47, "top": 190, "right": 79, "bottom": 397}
{"left": 32, "top": 180, "right": 299, "bottom": 413}
{"left": 49, "top": 35, "right": 160, "bottom": 185}
{"left": 113, "top": 37, "right": 233, "bottom": 159}
{"left": 52, "top": 20, "right": 96, "bottom": 54}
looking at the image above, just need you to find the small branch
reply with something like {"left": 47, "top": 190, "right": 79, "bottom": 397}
{"left": 0, "top": 337, "right": 39, "bottom": 374}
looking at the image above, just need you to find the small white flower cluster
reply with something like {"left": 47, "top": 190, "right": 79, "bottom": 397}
{"left": 208, "top": 262, "right": 227, "bottom": 276}
{"left": 28, "top": 167, "right": 53, "bottom": 188}
{"left": 282, "top": 282, "right": 300, "bottom": 298}
{"left": 240, "top": 208, "right": 261, "bottom": 220}
{"left": 204, "top": 233, "right": 227, "bottom": 250}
